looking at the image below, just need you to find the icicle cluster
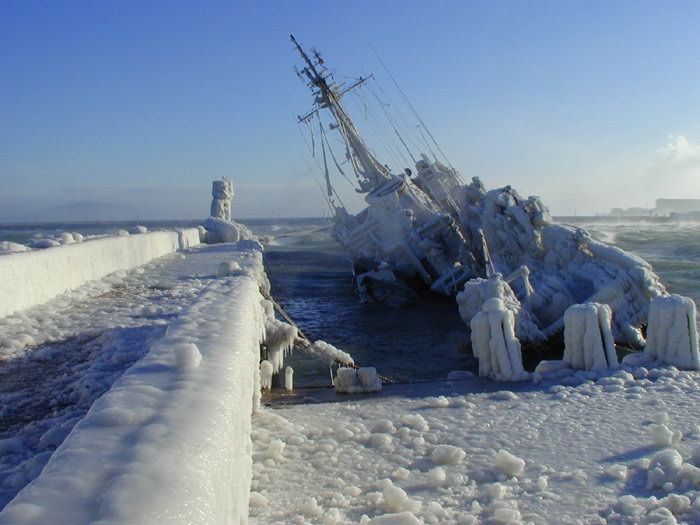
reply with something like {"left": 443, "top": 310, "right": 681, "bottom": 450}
{"left": 645, "top": 294, "right": 699, "bottom": 370}
{"left": 470, "top": 298, "right": 528, "bottom": 382}
{"left": 563, "top": 302, "right": 618, "bottom": 371}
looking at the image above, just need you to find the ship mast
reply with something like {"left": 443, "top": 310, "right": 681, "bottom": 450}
{"left": 291, "top": 35, "right": 391, "bottom": 193}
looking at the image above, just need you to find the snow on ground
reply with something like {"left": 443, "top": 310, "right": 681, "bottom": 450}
{"left": 250, "top": 366, "right": 700, "bottom": 524}
{"left": 0, "top": 240, "right": 256, "bottom": 511}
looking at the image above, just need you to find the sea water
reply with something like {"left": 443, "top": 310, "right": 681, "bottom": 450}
{"left": 2, "top": 217, "right": 699, "bottom": 387}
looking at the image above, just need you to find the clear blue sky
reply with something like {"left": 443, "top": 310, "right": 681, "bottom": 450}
{"left": 1, "top": 1, "right": 699, "bottom": 220}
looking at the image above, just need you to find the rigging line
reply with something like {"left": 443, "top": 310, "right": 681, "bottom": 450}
{"left": 297, "top": 119, "right": 358, "bottom": 195}
{"left": 318, "top": 121, "right": 333, "bottom": 198}
{"left": 348, "top": 91, "right": 406, "bottom": 170}
{"left": 301, "top": 155, "right": 339, "bottom": 212}
{"left": 306, "top": 119, "right": 316, "bottom": 157}
{"left": 369, "top": 43, "right": 455, "bottom": 170}
{"left": 365, "top": 81, "right": 417, "bottom": 164}
{"left": 321, "top": 123, "right": 356, "bottom": 188}
{"left": 371, "top": 76, "right": 426, "bottom": 156}
{"left": 357, "top": 83, "right": 414, "bottom": 169}
{"left": 417, "top": 125, "right": 438, "bottom": 162}
{"left": 344, "top": 93, "right": 398, "bottom": 170}
{"left": 321, "top": 121, "right": 352, "bottom": 191}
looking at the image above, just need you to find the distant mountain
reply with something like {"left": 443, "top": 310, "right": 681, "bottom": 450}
{"left": 35, "top": 201, "right": 144, "bottom": 222}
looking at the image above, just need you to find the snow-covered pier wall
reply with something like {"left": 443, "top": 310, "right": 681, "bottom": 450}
{"left": 0, "top": 228, "right": 201, "bottom": 318}
{"left": 0, "top": 242, "right": 266, "bottom": 524}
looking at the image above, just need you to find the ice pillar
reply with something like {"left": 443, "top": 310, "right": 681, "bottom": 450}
{"left": 563, "top": 302, "right": 618, "bottom": 371}
{"left": 645, "top": 294, "right": 699, "bottom": 370}
{"left": 210, "top": 178, "right": 234, "bottom": 220}
{"left": 470, "top": 298, "right": 528, "bottom": 381}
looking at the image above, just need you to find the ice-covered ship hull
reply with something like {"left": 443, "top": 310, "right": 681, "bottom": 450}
{"left": 291, "top": 36, "right": 667, "bottom": 349}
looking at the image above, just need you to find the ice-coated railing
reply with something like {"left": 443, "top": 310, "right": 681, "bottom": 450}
{"left": 0, "top": 244, "right": 266, "bottom": 525}
{"left": 0, "top": 228, "right": 201, "bottom": 318}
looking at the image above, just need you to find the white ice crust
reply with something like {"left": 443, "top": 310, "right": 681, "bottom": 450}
{"left": 0, "top": 228, "right": 200, "bottom": 318}
{"left": 0, "top": 242, "right": 267, "bottom": 525}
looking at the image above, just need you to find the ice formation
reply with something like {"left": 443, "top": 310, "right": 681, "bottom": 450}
{"left": 0, "top": 228, "right": 200, "bottom": 318}
{"left": 645, "top": 294, "right": 699, "bottom": 369}
{"left": 306, "top": 339, "right": 355, "bottom": 366}
{"left": 173, "top": 342, "right": 203, "bottom": 369}
{"left": 0, "top": 241, "right": 267, "bottom": 524}
{"left": 203, "top": 178, "right": 255, "bottom": 244}
{"left": 470, "top": 298, "right": 528, "bottom": 382}
{"left": 262, "top": 314, "right": 297, "bottom": 373}
{"left": 284, "top": 366, "right": 294, "bottom": 391}
{"left": 457, "top": 273, "right": 544, "bottom": 344}
{"left": 260, "top": 360, "right": 273, "bottom": 390}
{"left": 493, "top": 449, "right": 525, "bottom": 477}
{"left": 563, "top": 302, "right": 618, "bottom": 371}
{"left": 334, "top": 367, "right": 382, "bottom": 394}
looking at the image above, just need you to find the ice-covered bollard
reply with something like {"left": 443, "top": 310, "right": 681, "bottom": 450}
{"left": 260, "top": 360, "right": 273, "bottom": 390}
{"left": 645, "top": 294, "right": 699, "bottom": 370}
{"left": 285, "top": 366, "right": 294, "bottom": 391}
{"left": 470, "top": 298, "right": 528, "bottom": 381}
{"left": 563, "top": 302, "right": 618, "bottom": 371}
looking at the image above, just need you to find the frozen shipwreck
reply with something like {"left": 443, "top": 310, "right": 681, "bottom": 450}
{"left": 290, "top": 35, "right": 669, "bottom": 356}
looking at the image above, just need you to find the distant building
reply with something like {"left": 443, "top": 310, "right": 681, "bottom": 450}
{"left": 654, "top": 199, "right": 700, "bottom": 216}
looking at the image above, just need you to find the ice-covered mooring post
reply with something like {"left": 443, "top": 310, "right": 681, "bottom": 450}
{"left": 211, "top": 177, "right": 233, "bottom": 220}
{"left": 645, "top": 294, "right": 699, "bottom": 369}
{"left": 563, "top": 302, "right": 618, "bottom": 371}
{"left": 471, "top": 298, "right": 528, "bottom": 381}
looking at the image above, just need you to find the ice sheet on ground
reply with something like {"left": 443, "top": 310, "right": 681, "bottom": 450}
{"left": 249, "top": 365, "right": 700, "bottom": 524}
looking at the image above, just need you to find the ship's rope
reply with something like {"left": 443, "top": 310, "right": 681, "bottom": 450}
{"left": 365, "top": 81, "right": 417, "bottom": 165}
{"left": 370, "top": 43, "right": 455, "bottom": 170}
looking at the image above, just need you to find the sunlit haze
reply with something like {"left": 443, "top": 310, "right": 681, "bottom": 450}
{"left": 2, "top": 1, "right": 699, "bottom": 221}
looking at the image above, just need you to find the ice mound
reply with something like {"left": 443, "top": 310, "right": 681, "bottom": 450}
{"left": 381, "top": 480, "right": 421, "bottom": 513}
{"left": 471, "top": 297, "right": 528, "bottom": 381}
{"left": 647, "top": 449, "right": 683, "bottom": 489}
{"left": 493, "top": 449, "right": 525, "bottom": 477}
{"left": 563, "top": 302, "right": 618, "bottom": 371}
{"left": 0, "top": 241, "right": 30, "bottom": 254}
{"left": 645, "top": 294, "right": 699, "bottom": 370}
{"left": 217, "top": 260, "right": 241, "bottom": 277}
{"left": 173, "top": 342, "right": 202, "bottom": 369}
{"left": 365, "top": 512, "right": 422, "bottom": 525}
{"left": 431, "top": 444, "right": 466, "bottom": 465}
{"left": 334, "top": 367, "right": 382, "bottom": 394}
